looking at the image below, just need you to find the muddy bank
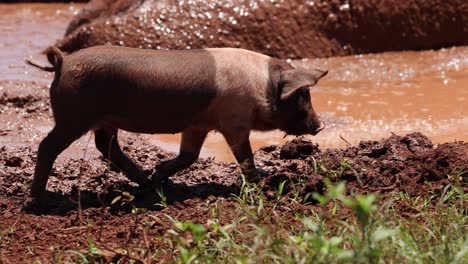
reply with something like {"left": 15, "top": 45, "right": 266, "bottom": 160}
{"left": 1, "top": 126, "right": 466, "bottom": 212}
{"left": 58, "top": 0, "right": 468, "bottom": 58}
{"left": 261, "top": 133, "right": 467, "bottom": 196}
{"left": 1, "top": 128, "right": 466, "bottom": 261}
{"left": 2, "top": 131, "right": 465, "bottom": 203}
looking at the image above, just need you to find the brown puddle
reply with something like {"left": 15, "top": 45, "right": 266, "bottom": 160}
{"left": 1, "top": 3, "right": 467, "bottom": 162}
{"left": 0, "top": 3, "right": 82, "bottom": 82}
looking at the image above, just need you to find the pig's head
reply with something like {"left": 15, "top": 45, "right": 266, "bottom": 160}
{"left": 273, "top": 67, "right": 328, "bottom": 136}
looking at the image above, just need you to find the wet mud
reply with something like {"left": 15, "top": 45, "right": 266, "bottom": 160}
{"left": 59, "top": 0, "right": 468, "bottom": 58}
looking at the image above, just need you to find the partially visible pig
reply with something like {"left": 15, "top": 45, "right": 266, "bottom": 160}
{"left": 26, "top": 46, "right": 327, "bottom": 200}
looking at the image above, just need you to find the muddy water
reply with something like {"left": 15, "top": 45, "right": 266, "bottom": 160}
{"left": 0, "top": 3, "right": 82, "bottom": 82}
{"left": 2, "top": 3, "right": 467, "bottom": 162}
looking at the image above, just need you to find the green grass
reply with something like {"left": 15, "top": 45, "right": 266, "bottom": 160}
{"left": 60, "top": 176, "right": 467, "bottom": 264}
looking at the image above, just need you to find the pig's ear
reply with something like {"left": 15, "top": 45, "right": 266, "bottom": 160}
{"left": 280, "top": 68, "right": 328, "bottom": 100}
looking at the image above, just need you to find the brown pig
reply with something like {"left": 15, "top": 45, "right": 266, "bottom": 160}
{"left": 26, "top": 46, "right": 327, "bottom": 199}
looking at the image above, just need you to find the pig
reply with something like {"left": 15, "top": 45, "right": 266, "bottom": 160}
{"left": 26, "top": 45, "right": 327, "bottom": 200}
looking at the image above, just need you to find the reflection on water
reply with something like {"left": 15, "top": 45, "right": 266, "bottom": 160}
{"left": 1, "top": 4, "right": 467, "bottom": 162}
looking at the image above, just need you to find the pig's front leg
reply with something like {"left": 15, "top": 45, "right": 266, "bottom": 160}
{"left": 222, "top": 130, "right": 264, "bottom": 183}
{"left": 151, "top": 129, "right": 207, "bottom": 185}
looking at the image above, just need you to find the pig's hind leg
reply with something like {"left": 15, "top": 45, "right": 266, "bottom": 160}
{"left": 94, "top": 128, "right": 149, "bottom": 186}
{"left": 151, "top": 128, "right": 208, "bottom": 185}
{"left": 31, "top": 123, "right": 89, "bottom": 199}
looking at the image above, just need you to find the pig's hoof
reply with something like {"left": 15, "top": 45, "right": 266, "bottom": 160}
{"left": 126, "top": 170, "right": 151, "bottom": 187}
{"left": 243, "top": 169, "right": 268, "bottom": 183}
{"left": 135, "top": 176, "right": 151, "bottom": 187}
{"left": 150, "top": 171, "right": 170, "bottom": 187}
{"left": 29, "top": 189, "right": 46, "bottom": 203}
{"left": 24, "top": 192, "right": 50, "bottom": 211}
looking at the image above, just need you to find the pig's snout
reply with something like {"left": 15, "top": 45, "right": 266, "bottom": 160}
{"left": 311, "top": 121, "right": 325, "bottom": 135}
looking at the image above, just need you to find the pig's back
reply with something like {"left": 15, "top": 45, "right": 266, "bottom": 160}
{"left": 62, "top": 46, "right": 219, "bottom": 94}
{"left": 63, "top": 46, "right": 271, "bottom": 94}
{"left": 205, "top": 48, "right": 271, "bottom": 97}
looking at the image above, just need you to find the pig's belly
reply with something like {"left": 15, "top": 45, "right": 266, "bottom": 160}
{"left": 94, "top": 93, "right": 216, "bottom": 133}
{"left": 100, "top": 111, "right": 205, "bottom": 134}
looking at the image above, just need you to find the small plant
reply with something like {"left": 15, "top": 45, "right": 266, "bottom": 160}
{"left": 233, "top": 175, "right": 265, "bottom": 219}
{"left": 66, "top": 237, "right": 104, "bottom": 263}
{"left": 273, "top": 180, "right": 287, "bottom": 209}
{"left": 156, "top": 187, "right": 168, "bottom": 208}
{"left": 165, "top": 215, "right": 210, "bottom": 263}
{"left": 304, "top": 178, "right": 398, "bottom": 263}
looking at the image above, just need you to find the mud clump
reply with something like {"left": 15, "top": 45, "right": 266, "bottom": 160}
{"left": 257, "top": 132, "right": 467, "bottom": 196}
{"left": 280, "top": 136, "right": 320, "bottom": 159}
{"left": 318, "top": 133, "right": 466, "bottom": 192}
{"left": 4, "top": 156, "right": 23, "bottom": 167}
{"left": 0, "top": 81, "right": 50, "bottom": 115}
{"left": 0, "top": 146, "right": 36, "bottom": 196}
{"left": 0, "top": 93, "right": 38, "bottom": 108}
{"left": 58, "top": 0, "right": 468, "bottom": 59}
{"left": 421, "top": 142, "right": 468, "bottom": 183}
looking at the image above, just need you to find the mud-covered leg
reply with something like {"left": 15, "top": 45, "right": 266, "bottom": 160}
{"left": 31, "top": 125, "right": 88, "bottom": 199}
{"left": 94, "top": 128, "right": 149, "bottom": 186}
{"left": 222, "top": 130, "right": 263, "bottom": 183}
{"left": 151, "top": 129, "right": 207, "bottom": 185}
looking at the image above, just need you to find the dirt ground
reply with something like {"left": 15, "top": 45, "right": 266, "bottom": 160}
{"left": 0, "top": 79, "right": 466, "bottom": 262}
